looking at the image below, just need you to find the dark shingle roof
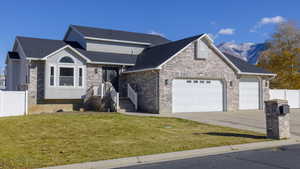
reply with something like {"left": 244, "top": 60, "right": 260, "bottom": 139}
{"left": 15, "top": 35, "right": 274, "bottom": 75}
{"left": 16, "top": 36, "right": 66, "bottom": 59}
{"left": 71, "top": 25, "right": 170, "bottom": 45}
{"left": 16, "top": 36, "right": 136, "bottom": 65}
{"left": 128, "top": 34, "right": 203, "bottom": 71}
{"left": 77, "top": 49, "right": 137, "bottom": 65}
{"left": 223, "top": 53, "right": 274, "bottom": 74}
{"left": 8, "top": 52, "right": 20, "bottom": 59}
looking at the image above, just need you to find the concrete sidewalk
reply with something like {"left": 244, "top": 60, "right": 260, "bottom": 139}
{"left": 41, "top": 137, "right": 300, "bottom": 169}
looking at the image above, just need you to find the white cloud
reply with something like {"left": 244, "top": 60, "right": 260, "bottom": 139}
{"left": 260, "top": 16, "right": 286, "bottom": 25}
{"left": 250, "top": 16, "right": 286, "bottom": 32}
{"left": 218, "top": 28, "right": 235, "bottom": 35}
{"left": 148, "top": 30, "right": 165, "bottom": 37}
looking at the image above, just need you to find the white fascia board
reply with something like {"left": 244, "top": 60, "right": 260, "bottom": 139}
{"left": 27, "top": 57, "right": 42, "bottom": 61}
{"left": 122, "top": 67, "right": 161, "bottom": 74}
{"left": 84, "top": 36, "right": 151, "bottom": 46}
{"left": 42, "top": 45, "right": 92, "bottom": 62}
{"left": 239, "top": 72, "right": 277, "bottom": 76}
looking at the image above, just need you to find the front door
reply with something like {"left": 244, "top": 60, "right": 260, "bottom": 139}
{"left": 102, "top": 67, "right": 119, "bottom": 92}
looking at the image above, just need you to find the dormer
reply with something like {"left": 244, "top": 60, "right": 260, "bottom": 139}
{"left": 64, "top": 25, "right": 170, "bottom": 55}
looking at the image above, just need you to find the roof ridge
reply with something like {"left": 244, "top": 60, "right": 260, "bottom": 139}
{"left": 71, "top": 24, "right": 169, "bottom": 39}
{"left": 16, "top": 36, "right": 63, "bottom": 42}
{"left": 146, "top": 34, "right": 204, "bottom": 49}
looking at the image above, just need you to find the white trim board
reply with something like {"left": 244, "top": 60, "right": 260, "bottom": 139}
{"left": 42, "top": 45, "right": 92, "bottom": 62}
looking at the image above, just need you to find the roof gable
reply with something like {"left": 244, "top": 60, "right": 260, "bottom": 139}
{"left": 70, "top": 25, "right": 171, "bottom": 45}
{"left": 128, "top": 34, "right": 204, "bottom": 71}
{"left": 125, "top": 34, "right": 275, "bottom": 76}
{"left": 16, "top": 36, "right": 67, "bottom": 59}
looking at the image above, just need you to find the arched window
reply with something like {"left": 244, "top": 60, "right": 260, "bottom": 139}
{"left": 59, "top": 56, "right": 74, "bottom": 63}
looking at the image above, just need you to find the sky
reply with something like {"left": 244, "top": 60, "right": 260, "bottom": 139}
{"left": 0, "top": 0, "right": 300, "bottom": 69}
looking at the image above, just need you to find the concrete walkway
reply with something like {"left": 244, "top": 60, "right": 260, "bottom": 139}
{"left": 41, "top": 138, "right": 300, "bottom": 169}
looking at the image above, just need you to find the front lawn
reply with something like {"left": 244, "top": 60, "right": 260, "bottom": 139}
{"left": 0, "top": 113, "right": 268, "bottom": 169}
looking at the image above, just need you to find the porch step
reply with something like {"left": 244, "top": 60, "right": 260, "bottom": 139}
{"left": 118, "top": 97, "right": 136, "bottom": 112}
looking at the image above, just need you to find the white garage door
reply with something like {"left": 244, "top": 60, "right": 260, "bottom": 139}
{"left": 172, "top": 79, "right": 223, "bottom": 113}
{"left": 239, "top": 78, "right": 259, "bottom": 110}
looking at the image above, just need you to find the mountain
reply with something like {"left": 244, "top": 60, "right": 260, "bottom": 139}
{"left": 217, "top": 42, "right": 267, "bottom": 64}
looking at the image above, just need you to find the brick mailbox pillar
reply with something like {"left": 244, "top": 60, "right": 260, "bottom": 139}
{"left": 265, "top": 99, "right": 291, "bottom": 139}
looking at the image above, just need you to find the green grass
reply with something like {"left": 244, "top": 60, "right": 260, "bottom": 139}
{"left": 0, "top": 113, "right": 269, "bottom": 169}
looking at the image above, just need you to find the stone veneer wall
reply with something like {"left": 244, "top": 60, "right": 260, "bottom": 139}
{"left": 158, "top": 41, "right": 239, "bottom": 113}
{"left": 120, "top": 70, "right": 159, "bottom": 113}
{"left": 28, "top": 61, "right": 45, "bottom": 105}
{"left": 86, "top": 64, "right": 103, "bottom": 89}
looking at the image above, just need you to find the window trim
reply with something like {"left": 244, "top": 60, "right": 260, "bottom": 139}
{"left": 59, "top": 56, "right": 75, "bottom": 64}
{"left": 48, "top": 64, "right": 56, "bottom": 87}
{"left": 58, "top": 65, "right": 76, "bottom": 88}
{"left": 78, "top": 66, "right": 85, "bottom": 88}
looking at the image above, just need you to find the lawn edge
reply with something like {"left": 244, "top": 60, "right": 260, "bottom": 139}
{"left": 41, "top": 137, "right": 300, "bottom": 169}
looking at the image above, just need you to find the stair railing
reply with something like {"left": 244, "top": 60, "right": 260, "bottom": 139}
{"left": 127, "top": 83, "right": 138, "bottom": 111}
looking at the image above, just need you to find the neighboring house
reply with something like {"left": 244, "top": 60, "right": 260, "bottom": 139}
{"left": 0, "top": 74, "right": 5, "bottom": 90}
{"left": 5, "top": 25, "right": 276, "bottom": 114}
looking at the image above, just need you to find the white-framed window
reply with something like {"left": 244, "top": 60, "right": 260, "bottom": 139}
{"left": 49, "top": 65, "right": 55, "bottom": 86}
{"left": 59, "top": 56, "right": 74, "bottom": 63}
{"left": 195, "top": 40, "right": 208, "bottom": 59}
{"left": 59, "top": 66, "right": 75, "bottom": 87}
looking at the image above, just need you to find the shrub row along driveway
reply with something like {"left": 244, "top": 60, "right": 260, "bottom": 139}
{"left": 0, "top": 113, "right": 268, "bottom": 169}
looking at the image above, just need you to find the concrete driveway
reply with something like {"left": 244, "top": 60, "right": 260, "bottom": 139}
{"left": 171, "top": 109, "right": 300, "bottom": 136}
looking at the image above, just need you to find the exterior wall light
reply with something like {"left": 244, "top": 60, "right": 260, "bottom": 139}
{"left": 165, "top": 79, "right": 169, "bottom": 85}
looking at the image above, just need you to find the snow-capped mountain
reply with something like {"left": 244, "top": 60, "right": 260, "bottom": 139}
{"left": 217, "top": 42, "right": 267, "bottom": 64}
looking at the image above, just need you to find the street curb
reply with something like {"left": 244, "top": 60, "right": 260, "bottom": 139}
{"left": 41, "top": 137, "right": 300, "bottom": 169}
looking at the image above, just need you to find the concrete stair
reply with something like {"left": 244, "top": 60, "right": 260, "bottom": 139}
{"left": 118, "top": 97, "right": 136, "bottom": 112}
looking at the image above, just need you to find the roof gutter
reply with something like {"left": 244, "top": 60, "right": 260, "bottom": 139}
{"left": 122, "top": 67, "right": 161, "bottom": 74}
{"left": 238, "top": 72, "right": 277, "bottom": 77}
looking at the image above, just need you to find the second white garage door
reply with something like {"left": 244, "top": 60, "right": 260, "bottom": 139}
{"left": 172, "top": 79, "right": 223, "bottom": 113}
{"left": 239, "top": 78, "right": 259, "bottom": 110}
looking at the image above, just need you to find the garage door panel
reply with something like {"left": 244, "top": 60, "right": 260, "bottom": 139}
{"left": 172, "top": 79, "right": 223, "bottom": 113}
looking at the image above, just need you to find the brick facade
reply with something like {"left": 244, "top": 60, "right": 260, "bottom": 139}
{"left": 123, "top": 40, "right": 271, "bottom": 114}
{"left": 159, "top": 41, "right": 238, "bottom": 113}
{"left": 120, "top": 70, "right": 159, "bottom": 113}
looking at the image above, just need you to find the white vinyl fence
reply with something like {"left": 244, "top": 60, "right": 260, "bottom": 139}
{"left": 0, "top": 91, "right": 28, "bottom": 117}
{"left": 269, "top": 89, "right": 300, "bottom": 108}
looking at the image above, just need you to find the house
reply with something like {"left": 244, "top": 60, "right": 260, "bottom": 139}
{"left": 5, "top": 25, "right": 276, "bottom": 114}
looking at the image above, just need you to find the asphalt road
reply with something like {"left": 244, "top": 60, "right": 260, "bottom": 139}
{"left": 116, "top": 144, "right": 300, "bottom": 169}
